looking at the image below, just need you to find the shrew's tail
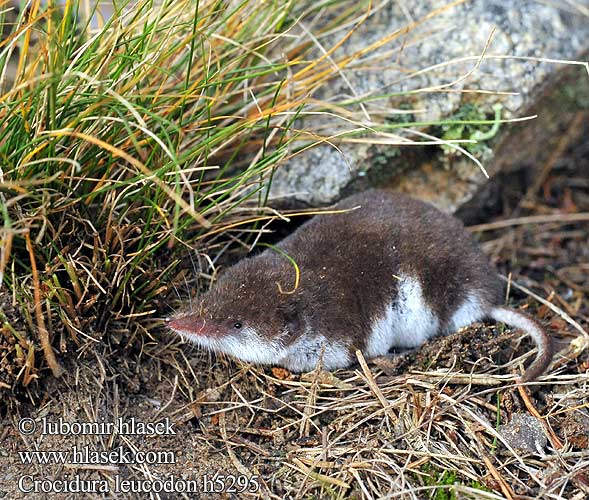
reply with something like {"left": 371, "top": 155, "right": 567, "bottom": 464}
{"left": 489, "top": 306, "right": 553, "bottom": 383}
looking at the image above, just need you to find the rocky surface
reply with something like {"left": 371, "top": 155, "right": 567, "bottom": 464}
{"left": 499, "top": 413, "right": 547, "bottom": 454}
{"left": 269, "top": 0, "right": 589, "bottom": 210}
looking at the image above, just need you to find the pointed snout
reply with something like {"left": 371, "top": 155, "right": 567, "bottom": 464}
{"left": 168, "top": 314, "right": 219, "bottom": 337}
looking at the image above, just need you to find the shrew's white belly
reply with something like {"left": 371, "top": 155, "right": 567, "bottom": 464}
{"left": 281, "top": 333, "right": 351, "bottom": 372}
{"left": 365, "top": 275, "right": 486, "bottom": 357}
{"left": 365, "top": 275, "right": 439, "bottom": 356}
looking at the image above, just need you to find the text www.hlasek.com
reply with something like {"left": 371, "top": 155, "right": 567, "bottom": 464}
{"left": 18, "top": 445, "right": 174, "bottom": 465}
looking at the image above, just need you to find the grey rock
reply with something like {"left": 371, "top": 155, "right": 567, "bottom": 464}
{"left": 269, "top": 0, "right": 589, "bottom": 209}
{"left": 499, "top": 413, "right": 547, "bottom": 454}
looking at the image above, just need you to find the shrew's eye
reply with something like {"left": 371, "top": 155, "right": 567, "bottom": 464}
{"left": 233, "top": 322, "right": 242, "bottom": 329}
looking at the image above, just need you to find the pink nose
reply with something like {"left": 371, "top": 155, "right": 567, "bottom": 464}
{"left": 168, "top": 315, "right": 217, "bottom": 337}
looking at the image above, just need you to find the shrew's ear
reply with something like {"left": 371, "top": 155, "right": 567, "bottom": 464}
{"left": 280, "top": 302, "right": 301, "bottom": 334}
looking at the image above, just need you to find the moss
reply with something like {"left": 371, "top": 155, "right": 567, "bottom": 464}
{"left": 418, "top": 464, "right": 492, "bottom": 500}
{"left": 437, "top": 103, "right": 502, "bottom": 159}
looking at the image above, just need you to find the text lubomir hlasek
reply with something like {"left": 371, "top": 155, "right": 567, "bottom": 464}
{"left": 41, "top": 417, "right": 176, "bottom": 436}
